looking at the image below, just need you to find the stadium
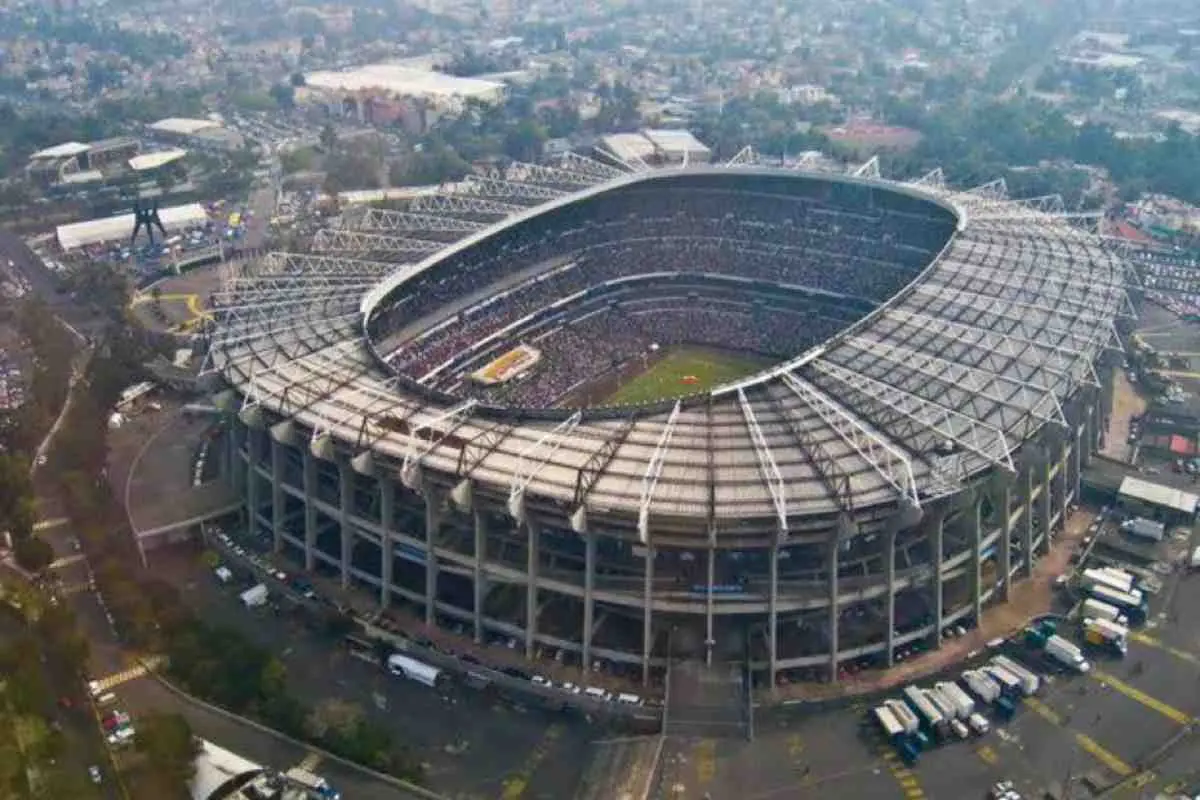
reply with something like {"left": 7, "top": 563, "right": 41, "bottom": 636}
{"left": 206, "top": 150, "right": 1130, "bottom": 690}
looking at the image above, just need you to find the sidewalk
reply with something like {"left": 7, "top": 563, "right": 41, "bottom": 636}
{"left": 778, "top": 508, "right": 1093, "bottom": 702}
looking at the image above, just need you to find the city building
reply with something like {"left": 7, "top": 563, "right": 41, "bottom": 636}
{"left": 148, "top": 118, "right": 246, "bottom": 153}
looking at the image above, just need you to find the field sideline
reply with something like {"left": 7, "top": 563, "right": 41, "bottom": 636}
{"left": 603, "top": 346, "right": 772, "bottom": 405}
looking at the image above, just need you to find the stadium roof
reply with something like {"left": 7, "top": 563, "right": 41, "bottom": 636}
{"left": 642, "top": 129, "right": 711, "bottom": 158}
{"left": 129, "top": 149, "right": 187, "bottom": 171}
{"left": 305, "top": 64, "right": 505, "bottom": 102}
{"left": 209, "top": 155, "right": 1131, "bottom": 534}
{"left": 57, "top": 202, "right": 208, "bottom": 251}
{"left": 599, "top": 133, "right": 658, "bottom": 164}
{"left": 30, "top": 141, "right": 89, "bottom": 160}
{"left": 1118, "top": 475, "right": 1199, "bottom": 515}
{"left": 150, "top": 117, "right": 221, "bottom": 136}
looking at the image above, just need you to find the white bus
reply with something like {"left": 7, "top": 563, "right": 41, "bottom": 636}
{"left": 386, "top": 653, "right": 444, "bottom": 688}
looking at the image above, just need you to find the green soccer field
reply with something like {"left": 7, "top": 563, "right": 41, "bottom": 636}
{"left": 604, "top": 347, "right": 773, "bottom": 405}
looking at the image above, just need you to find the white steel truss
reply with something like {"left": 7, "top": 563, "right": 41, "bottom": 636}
{"left": 460, "top": 175, "right": 566, "bottom": 202}
{"left": 911, "top": 167, "right": 945, "bottom": 189}
{"left": 948, "top": 239, "right": 1129, "bottom": 291}
{"left": 808, "top": 359, "right": 1015, "bottom": 473}
{"left": 501, "top": 161, "right": 604, "bottom": 188}
{"left": 507, "top": 412, "right": 584, "bottom": 524}
{"left": 912, "top": 282, "right": 1114, "bottom": 329}
{"left": 407, "top": 193, "right": 526, "bottom": 216}
{"left": 885, "top": 309, "right": 1099, "bottom": 387}
{"left": 765, "top": 385, "right": 854, "bottom": 514}
{"left": 963, "top": 178, "right": 1009, "bottom": 201}
{"left": 637, "top": 401, "right": 682, "bottom": 543}
{"left": 851, "top": 155, "right": 881, "bottom": 179}
{"left": 554, "top": 151, "right": 629, "bottom": 181}
{"left": 780, "top": 372, "right": 921, "bottom": 508}
{"left": 399, "top": 400, "right": 479, "bottom": 490}
{"left": 354, "top": 208, "right": 487, "bottom": 234}
{"left": 252, "top": 252, "right": 397, "bottom": 278}
{"left": 842, "top": 335, "right": 1067, "bottom": 437}
{"left": 737, "top": 388, "right": 789, "bottom": 535}
{"left": 925, "top": 265, "right": 1114, "bottom": 319}
{"left": 312, "top": 229, "right": 442, "bottom": 256}
{"left": 725, "top": 145, "right": 759, "bottom": 167}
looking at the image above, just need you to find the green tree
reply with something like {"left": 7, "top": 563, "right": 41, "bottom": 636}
{"left": 13, "top": 537, "right": 54, "bottom": 573}
{"left": 133, "top": 712, "right": 199, "bottom": 793}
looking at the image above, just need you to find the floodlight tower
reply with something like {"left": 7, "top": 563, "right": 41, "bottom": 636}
{"left": 131, "top": 195, "right": 167, "bottom": 248}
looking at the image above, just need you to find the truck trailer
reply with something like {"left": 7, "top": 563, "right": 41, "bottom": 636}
{"left": 1081, "top": 569, "right": 1143, "bottom": 603}
{"left": 884, "top": 699, "right": 920, "bottom": 735}
{"left": 1120, "top": 517, "right": 1165, "bottom": 542}
{"left": 1086, "top": 584, "right": 1148, "bottom": 625}
{"left": 1082, "top": 597, "right": 1129, "bottom": 626}
{"left": 990, "top": 655, "right": 1041, "bottom": 696}
{"left": 983, "top": 664, "right": 1024, "bottom": 698}
{"left": 902, "top": 685, "right": 950, "bottom": 742}
{"left": 1083, "top": 618, "right": 1129, "bottom": 656}
{"left": 960, "top": 670, "right": 1001, "bottom": 704}
{"left": 934, "top": 681, "right": 975, "bottom": 720}
{"left": 1044, "top": 634, "right": 1091, "bottom": 673}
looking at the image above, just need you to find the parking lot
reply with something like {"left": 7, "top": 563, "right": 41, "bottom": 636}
{"left": 650, "top": 510, "right": 1200, "bottom": 800}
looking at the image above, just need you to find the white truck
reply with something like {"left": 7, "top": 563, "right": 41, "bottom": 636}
{"left": 884, "top": 699, "right": 920, "bottom": 734}
{"left": 960, "top": 670, "right": 1001, "bottom": 704}
{"left": 1120, "top": 517, "right": 1165, "bottom": 542}
{"left": 239, "top": 583, "right": 268, "bottom": 608}
{"left": 1044, "top": 634, "right": 1091, "bottom": 673}
{"left": 982, "top": 664, "right": 1024, "bottom": 697}
{"left": 1084, "top": 618, "right": 1129, "bottom": 656}
{"left": 990, "top": 655, "right": 1040, "bottom": 696}
{"left": 1082, "top": 597, "right": 1128, "bottom": 626}
{"left": 934, "top": 681, "right": 975, "bottom": 720}
{"left": 1082, "top": 569, "right": 1142, "bottom": 601}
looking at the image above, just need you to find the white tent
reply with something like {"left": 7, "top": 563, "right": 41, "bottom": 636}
{"left": 56, "top": 203, "right": 209, "bottom": 252}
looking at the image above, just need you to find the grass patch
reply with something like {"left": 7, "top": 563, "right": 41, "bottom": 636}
{"left": 604, "top": 346, "right": 772, "bottom": 405}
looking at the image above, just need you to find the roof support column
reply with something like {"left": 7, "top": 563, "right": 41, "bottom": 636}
{"left": 642, "top": 543, "right": 655, "bottom": 687}
{"left": 339, "top": 461, "right": 352, "bottom": 589}
{"left": 972, "top": 498, "right": 984, "bottom": 625}
{"left": 1022, "top": 468, "right": 1035, "bottom": 578}
{"left": 1073, "top": 421, "right": 1084, "bottom": 504}
{"left": 474, "top": 510, "right": 487, "bottom": 645}
{"left": 828, "top": 538, "right": 839, "bottom": 684}
{"left": 930, "top": 514, "right": 944, "bottom": 650}
{"left": 526, "top": 520, "right": 539, "bottom": 660}
{"left": 379, "top": 478, "right": 394, "bottom": 610}
{"left": 705, "top": 544, "right": 716, "bottom": 668}
{"left": 303, "top": 449, "right": 317, "bottom": 572}
{"left": 1040, "top": 459, "right": 1053, "bottom": 557}
{"left": 582, "top": 532, "right": 596, "bottom": 671}
{"left": 229, "top": 419, "right": 246, "bottom": 497}
{"left": 885, "top": 526, "right": 897, "bottom": 667}
{"left": 271, "top": 437, "right": 284, "bottom": 556}
{"left": 768, "top": 537, "right": 779, "bottom": 692}
{"left": 246, "top": 427, "right": 261, "bottom": 537}
{"left": 424, "top": 489, "right": 442, "bottom": 627}
{"left": 998, "top": 483, "right": 1012, "bottom": 602}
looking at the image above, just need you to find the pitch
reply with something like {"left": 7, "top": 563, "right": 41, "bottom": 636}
{"left": 603, "top": 346, "right": 772, "bottom": 405}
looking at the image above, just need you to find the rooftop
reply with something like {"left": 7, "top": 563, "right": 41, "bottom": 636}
{"left": 305, "top": 63, "right": 505, "bottom": 101}
{"left": 150, "top": 117, "right": 222, "bottom": 136}
{"left": 129, "top": 148, "right": 188, "bottom": 171}
{"left": 56, "top": 202, "right": 209, "bottom": 252}
{"left": 30, "top": 141, "right": 89, "bottom": 160}
{"left": 1118, "top": 475, "right": 1199, "bottom": 515}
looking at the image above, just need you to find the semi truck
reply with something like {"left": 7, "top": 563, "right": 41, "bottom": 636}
{"left": 1081, "top": 569, "right": 1143, "bottom": 603}
{"left": 960, "top": 670, "right": 1001, "bottom": 704}
{"left": 873, "top": 706, "right": 921, "bottom": 765}
{"left": 1044, "top": 634, "right": 1091, "bottom": 673}
{"left": 902, "top": 685, "right": 950, "bottom": 743}
{"left": 1083, "top": 618, "right": 1129, "bottom": 656}
{"left": 983, "top": 664, "right": 1025, "bottom": 698}
{"left": 1120, "top": 517, "right": 1165, "bottom": 542}
{"left": 1082, "top": 597, "right": 1129, "bottom": 626}
{"left": 884, "top": 699, "right": 921, "bottom": 735}
{"left": 990, "top": 655, "right": 1040, "bottom": 696}
{"left": 1086, "top": 583, "right": 1148, "bottom": 625}
{"left": 934, "top": 681, "right": 975, "bottom": 720}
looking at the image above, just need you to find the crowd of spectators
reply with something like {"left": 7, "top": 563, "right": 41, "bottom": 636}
{"left": 365, "top": 181, "right": 954, "bottom": 407}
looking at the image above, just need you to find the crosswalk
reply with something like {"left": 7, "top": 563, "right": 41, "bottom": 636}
{"left": 91, "top": 656, "right": 168, "bottom": 693}
{"left": 294, "top": 752, "right": 322, "bottom": 772}
{"left": 877, "top": 744, "right": 925, "bottom": 800}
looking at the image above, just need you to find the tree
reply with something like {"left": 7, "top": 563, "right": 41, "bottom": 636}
{"left": 13, "top": 537, "right": 54, "bottom": 572}
{"left": 133, "top": 712, "right": 199, "bottom": 793}
{"left": 306, "top": 698, "right": 363, "bottom": 740}
{"left": 319, "top": 123, "right": 337, "bottom": 153}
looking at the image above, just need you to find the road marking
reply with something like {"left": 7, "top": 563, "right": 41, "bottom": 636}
{"left": 1091, "top": 669, "right": 1193, "bottom": 725}
{"left": 48, "top": 554, "right": 86, "bottom": 570}
{"left": 295, "top": 752, "right": 322, "bottom": 772}
{"left": 877, "top": 744, "right": 925, "bottom": 799}
{"left": 91, "top": 656, "right": 167, "bottom": 693}
{"left": 500, "top": 723, "right": 562, "bottom": 799}
{"left": 1129, "top": 630, "right": 1200, "bottom": 667}
{"left": 1074, "top": 733, "right": 1133, "bottom": 777}
{"left": 61, "top": 583, "right": 91, "bottom": 596}
{"left": 786, "top": 733, "right": 804, "bottom": 763}
{"left": 695, "top": 738, "right": 716, "bottom": 784}
{"left": 33, "top": 518, "right": 69, "bottom": 531}
{"left": 1024, "top": 697, "right": 1063, "bottom": 726}
{"left": 976, "top": 745, "right": 999, "bottom": 765}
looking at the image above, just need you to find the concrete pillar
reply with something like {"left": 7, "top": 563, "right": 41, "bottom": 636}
{"left": 972, "top": 499, "right": 984, "bottom": 623}
{"left": 339, "top": 461, "right": 352, "bottom": 589}
{"left": 379, "top": 479, "right": 394, "bottom": 609}
{"left": 474, "top": 510, "right": 487, "bottom": 645}
{"left": 885, "top": 527, "right": 897, "bottom": 667}
{"left": 1023, "top": 469, "right": 1035, "bottom": 578}
{"left": 931, "top": 514, "right": 944, "bottom": 649}
{"left": 582, "top": 532, "right": 596, "bottom": 670}
{"left": 642, "top": 544, "right": 655, "bottom": 686}
{"left": 828, "top": 539, "right": 839, "bottom": 683}
{"left": 1040, "top": 461, "right": 1053, "bottom": 553}
{"left": 228, "top": 420, "right": 245, "bottom": 489}
{"left": 245, "top": 428, "right": 260, "bottom": 534}
{"left": 270, "top": 438, "right": 284, "bottom": 555}
{"left": 705, "top": 545, "right": 715, "bottom": 667}
{"left": 1073, "top": 426, "right": 1083, "bottom": 502}
{"left": 768, "top": 538, "right": 779, "bottom": 690}
{"left": 424, "top": 490, "right": 441, "bottom": 627}
{"left": 525, "top": 520, "right": 540, "bottom": 659}
{"left": 998, "top": 484, "right": 1012, "bottom": 600}
{"left": 302, "top": 449, "right": 317, "bottom": 572}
